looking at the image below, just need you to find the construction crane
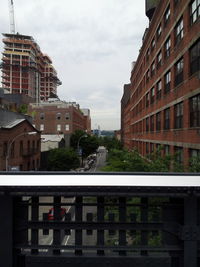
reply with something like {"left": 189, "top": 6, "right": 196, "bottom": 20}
{"left": 8, "top": 0, "right": 15, "bottom": 34}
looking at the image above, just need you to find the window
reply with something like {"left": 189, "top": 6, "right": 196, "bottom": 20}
{"left": 175, "top": 17, "right": 184, "bottom": 44}
{"left": 164, "top": 145, "right": 170, "bottom": 155}
{"left": 57, "top": 124, "right": 61, "bottom": 131}
{"left": 157, "top": 23, "right": 162, "bottom": 39}
{"left": 146, "top": 69, "right": 150, "bottom": 82}
{"left": 146, "top": 48, "right": 150, "bottom": 61}
{"left": 40, "top": 124, "right": 44, "bottom": 131}
{"left": 150, "top": 143, "right": 154, "bottom": 153}
{"left": 146, "top": 92, "right": 150, "bottom": 107}
{"left": 157, "top": 50, "right": 162, "bottom": 69}
{"left": 40, "top": 113, "right": 44, "bottom": 120}
{"left": 164, "top": 37, "right": 171, "bottom": 58}
{"left": 3, "top": 142, "right": 8, "bottom": 157}
{"left": 164, "top": 108, "right": 170, "bottom": 130}
{"left": 156, "top": 80, "right": 162, "bottom": 99}
{"left": 164, "top": 5, "right": 171, "bottom": 25}
{"left": 146, "top": 117, "right": 149, "bottom": 132}
{"left": 174, "top": 102, "right": 183, "bottom": 129}
{"left": 190, "top": 149, "right": 200, "bottom": 158}
{"left": 65, "top": 124, "right": 69, "bottom": 131}
{"left": 151, "top": 61, "right": 155, "bottom": 76}
{"left": 11, "top": 142, "right": 15, "bottom": 158}
{"left": 65, "top": 113, "right": 70, "bottom": 120}
{"left": 174, "top": 146, "right": 183, "bottom": 164}
{"left": 150, "top": 115, "right": 154, "bottom": 132}
{"left": 20, "top": 141, "right": 23, "bottom": 156}
{"left": 175, "top": 57, "right": 184, "bottom": 86}
{"left": 190, "top": 38, "right": 200, "bottom": 75}
{"left": 190, "top": 0, "right": 200, "bottom": 25}
{"left": 150, "top": 87, "right": 155, "bottom": 104}
{"left": 164, "top": 71, "right": 171, "bottom": 94}
{"left": 146, "top": 143, "right": 149, "bottom": 154}
{"left": 156, "top": 112, "right": 161, "bottom": 131}
{"left": 151, "top": 38, "right": 155, "bottom": 51}
{"left": 174, "top": 0, "right": 180, "bottom": 7}
{"left": 190, "top": 94, "right": 200, "bottom": 127}
{"left": 56, "top": 112, "right": 61, "bottom": 120}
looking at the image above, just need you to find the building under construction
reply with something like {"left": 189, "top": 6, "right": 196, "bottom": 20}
{"left": 1, "top": 33, "right": 61, "bottom": 102}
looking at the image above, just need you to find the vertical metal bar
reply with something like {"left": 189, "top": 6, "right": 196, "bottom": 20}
{"left": 97, "top": 196, "right": 104, "bottom": 255}
{"left": 31, "top": 196, "right": 39, "bottom": 254}
{"left": 53, "top": 196, "right": 61, "bottom": 255}
{"left": 75, "top": 196, "right": 83, "bottom": 255}
{"left": 141, "top": 197, "right": 148, "bottom": 256}
{"left": 162, "top": 198, "right": 184, "bottom": 266}
{"left": 0, "top": 195, "right": 13, "bottom": 267}
{"left": 119, "top": 197, "right": 126, "bottom": 256}
{"left": 184, "top": 195, "right": 197, "bottom": 267}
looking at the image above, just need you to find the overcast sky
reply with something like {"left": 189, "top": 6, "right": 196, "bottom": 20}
{"left": 0, "top": 0, "right": 148, "bottom": 130}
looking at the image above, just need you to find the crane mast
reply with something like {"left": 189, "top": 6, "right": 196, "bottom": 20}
{"left": 8, "top": 0, "right": 15, "bottom": 34}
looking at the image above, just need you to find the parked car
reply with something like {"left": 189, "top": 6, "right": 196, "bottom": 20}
{"left": 48, "top": 207, "right": 66, "bottom": 220}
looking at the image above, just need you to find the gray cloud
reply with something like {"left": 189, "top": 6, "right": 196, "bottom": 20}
{"left": 0, "top": 0, "right": 148, "bottom": 130}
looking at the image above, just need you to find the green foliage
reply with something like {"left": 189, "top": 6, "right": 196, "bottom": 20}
{"left": 47, "top": 148, "right": 79, "bottom": 171}
{"left": 99, "top": 136, "right": 122, "bottom": 151}
{"left": 18, "top": 104, "right": 28, "bottom": 114}
{"left": 101, "top": 147, "right": 185, "bottom": 173}
{"left": 70, "top": 130, "right": 99, "bottom": 157}
{"left": 189, "top": 156, "right": 200, "bottom": 172}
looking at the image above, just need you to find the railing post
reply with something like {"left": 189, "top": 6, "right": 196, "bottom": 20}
{"left": 53, "top": 196, "right": 61, "bottom": 255}
{"left": 119, "top": 197, "right": 126, "bottom": 256}
{"left": 141, "top": 197, "right": 148, "bottom": 256}
{"left": 184, "top": 194, "right": 198, "bottom": 267}
{"left": 75, "top": 196, "right": 83, "bottom": 255}
{"left": 31, "top": 196, "right": 39, "bottom": 254}
{"left": 97, "top": 197, "right": 105, "bottom": 255}
{"left": 0, "top": 195, "right": 13, "bottom": 267}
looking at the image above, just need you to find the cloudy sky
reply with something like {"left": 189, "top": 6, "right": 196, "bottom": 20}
{"left": 0, "top": 0, "right": 148, "bottom": 130}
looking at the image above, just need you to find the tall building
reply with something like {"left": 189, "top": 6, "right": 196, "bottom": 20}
{"left": 121, "top": 0, "right": 200, "bottom": 167}
{"left": 1, "top": 33, "right": 61, "bottom": 102}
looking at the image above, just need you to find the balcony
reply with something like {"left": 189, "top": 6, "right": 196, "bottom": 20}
{"left": 0, "top": 174, "right": 199, "bottom": 267}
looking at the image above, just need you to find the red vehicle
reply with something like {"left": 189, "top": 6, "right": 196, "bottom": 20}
{"left": 48, "top": 207, "right": 66, "bottom": 220}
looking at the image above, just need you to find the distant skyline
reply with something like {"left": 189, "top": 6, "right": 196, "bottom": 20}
{"left": 0, "top": 0, "right": 149, "bottom": 130}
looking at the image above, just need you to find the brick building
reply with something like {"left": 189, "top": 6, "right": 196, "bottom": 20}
{"left": 29, "top": 99, "right": 91, "bottom": 135}
{"left": 1, "top": 33, "right": 61, "bottom": 102}
{"left": 121, "top": 0, "right": 200, "bottom": 167}
{"left": 0, "top": 110, "right": 41, "bottom": 171}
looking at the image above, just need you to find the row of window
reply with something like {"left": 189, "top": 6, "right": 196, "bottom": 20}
{"left": 132, "top": 38, "right": 200, "bottom": 117}
{"left": 132, "top": 0, "right": 199, "bottom": 104}
{"left": 39, "top": 112, "right": 70, "bottom": 120}
{"left": 2, "top": 139, "right": 40, "bottom": 158}
{"left": 133, "top": 93, "right": 200, "bottom": 134}
{"left": 134, "top": 141, "right": 199, "bottom": 164}
{"left": 39, "top": 124, "right": 70, "bottom": 132}
{"left": 147, "top": 0, "right": 199, "bottom": 62}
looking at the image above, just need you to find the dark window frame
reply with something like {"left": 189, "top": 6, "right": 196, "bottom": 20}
{"left": 164, "top": 108, "right": 170, "bottom": 130}
{"left": 174, "top": 102, "right": 183, "bottom": 129}
{"left": 190, "top": 94, "right": 200, "bottom": 127}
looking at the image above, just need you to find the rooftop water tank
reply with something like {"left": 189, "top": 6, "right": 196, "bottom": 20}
{"left": 145, "top": 0, "right": 160, "bottom": 20}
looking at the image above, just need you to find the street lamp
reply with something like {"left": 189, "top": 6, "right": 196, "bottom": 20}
{"left": 77, "top": 134, "right": 87, "bottom": 167}
{"left": 6, "top": 131, "right": 37, "bottom": 171}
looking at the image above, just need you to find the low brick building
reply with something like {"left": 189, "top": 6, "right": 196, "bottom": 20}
{"left": 29, "top": 99, "right": 91, "bottom": 135}
{"left": 0, "top": 110, "right": 41, "bottom": 171}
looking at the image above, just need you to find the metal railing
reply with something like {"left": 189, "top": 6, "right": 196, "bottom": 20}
{"left": 0, "top": 173, "right": 200, "bottom": 267}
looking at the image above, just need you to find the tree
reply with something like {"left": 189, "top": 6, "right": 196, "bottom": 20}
{"left": 47, "top": 148, "right": 79, "bottom": 171}
{"left": 100, "top": 136, "right": 122, "bottom": 151}
{"left": 70, "top": 130, "right": 99, "bottom": 157}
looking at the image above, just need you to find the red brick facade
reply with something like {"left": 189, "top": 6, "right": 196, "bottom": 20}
{"left": 121, "top": 0, "right": 200, "bottom": 167}
{"left": 29, "top": 102, "right": 91, "bottom": 135}
{"left": 0, "top": 120, "right": 41, "bottom": 171}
